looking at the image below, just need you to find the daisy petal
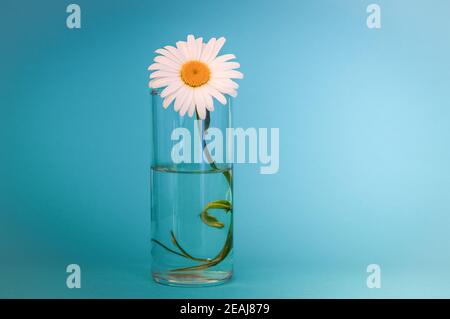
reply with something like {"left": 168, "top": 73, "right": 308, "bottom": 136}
{"left": 211, "top": 61, "right": 240, "bottom": 72}
{"left": 210, "top": 78, "right": 239, "bottom": 89}
{"left": 200, "top": 38, "right": 216, "bottom": 62}
{"left": 197, "top": 103, "right": 206, "bottom": 120}
{"left": 161, "top": 80, "right": 183, "bottom": 98}
{"left": 195, "top": 90, "right": 207, "bottom": 120}
{"left": 165, "top": 45, "right": 186, "bottom": 63}
{"left": 180, "top": 88, "right": 194, "bottom": 116}
{"left": 188, "top": 101, "right": 196, "bottom": 117}
{"left": 155, "top": 48, "right": 180, "bottom": 64}
{"left": 228, "top": 89, "right": 238, "bottom": 97}
{"left": 149, "top": 70, "right": 178, "bottom": 79}
{"left": 223, "top": 78, "right": 239, "bottom": 89}
{"left": 149, "top": 62, "right": 175, "bottom": 71}
{"left": 149, "top": 77, "right": 179, "bottom": 89}
{"left": 187, "top": 35, "right": 197, "bottom": 61}
{"left": 195, "top": 37, "right": 203, "bottom": 60}
{"left": 154, "top": 56, "right": 180, "bottom": 70}
{"left": 205, "top": 84, "right": 227, "bottom": 105}
{"left": 211, "top": 54, "right": 236, "bottom": 64}
{"left": 209, "top": 79, "right": 238, "bottom": 97}
{"left": 201, "top": 87, "right": 214, "bottom": 112}
{"left": 174, "top": 87, "right": 189, "bottom": 112}
{"left": 176, "top": 41, "right": 190, "bottom": 61}
{"left": 207, "top": 37, "right": 226, "bottom": 63}
{"left": 214, "top": 70, "right": 244, "bottom": 79}
{"left": 163, "top": 93, "right": 177, "bottom": 109}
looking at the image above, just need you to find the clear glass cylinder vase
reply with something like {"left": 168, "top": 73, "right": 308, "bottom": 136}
{"left": 150, "top": 89, "right": 233, "bottom": 287}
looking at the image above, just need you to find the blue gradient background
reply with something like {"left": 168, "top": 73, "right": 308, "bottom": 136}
{"left": 1, "top": 0, "right": 450, "bottom": 298}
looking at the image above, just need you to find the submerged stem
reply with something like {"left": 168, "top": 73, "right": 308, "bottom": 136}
{"left": 151, "top": 239, "right": 186, "bottom": 259}
{"left": 152, "top": 110, "right": 233, "bottom": 272}
{"left": 169, "top": 111, "right": 233, "bottom": 272}
{"left": 170, "top": 231, "right": 211, "bottom": 263}
{"left": 170, "top": 220, "right": 233, "bottom": 272}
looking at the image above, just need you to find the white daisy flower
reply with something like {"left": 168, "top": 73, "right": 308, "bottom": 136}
{"left": 148, "top": 35, "right": 243, "bottom": 120}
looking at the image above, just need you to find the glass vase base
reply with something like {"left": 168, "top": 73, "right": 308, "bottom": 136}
{"left": 152, "top": 270, "right": 232, "bottom": 287}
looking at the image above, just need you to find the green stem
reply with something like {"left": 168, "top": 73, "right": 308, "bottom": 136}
{"left": 152, "top": 110, "right": 233, "bottom": 272}
{"left": 151, "top": 239, "right": 187, "bottom": 259}
{"left": 169, "top": 111, "right": 233, "bottom": 272}
{"left": 170, "top": 231, "right": 211, "bottom": 263}
{"left": 170, "top": 221, "right": 233, "bottom": 272}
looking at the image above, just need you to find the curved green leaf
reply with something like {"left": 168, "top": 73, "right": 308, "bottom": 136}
{"left": 200, "top": 200, "right": 232, "bottom": 228}
{"left": 200, "top": 210, "right": 224, "bottom": 228}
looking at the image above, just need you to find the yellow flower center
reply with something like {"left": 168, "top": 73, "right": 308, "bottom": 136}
{"left": 180, "top": 60, "right": 211, "bottom": 88}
